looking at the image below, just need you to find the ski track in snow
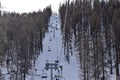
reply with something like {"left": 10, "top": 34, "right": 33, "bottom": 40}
{"left": 26, "top": 14, "right": 80, "bottom": 80}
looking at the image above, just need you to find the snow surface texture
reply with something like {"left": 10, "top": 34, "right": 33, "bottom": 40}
{"left": 26, "top": 14, "right": 80, "bottom": 80}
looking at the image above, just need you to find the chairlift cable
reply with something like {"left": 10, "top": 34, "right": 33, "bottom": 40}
{"left": 59, "top": 0, "right": 70, "bottom": 62}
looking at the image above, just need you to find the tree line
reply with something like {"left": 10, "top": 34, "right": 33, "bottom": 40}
{"left": 59, "top": 0, "right": 120, "bottom": 80}
{"left": 0, "top": 6, "right": 51, "bottom": 80}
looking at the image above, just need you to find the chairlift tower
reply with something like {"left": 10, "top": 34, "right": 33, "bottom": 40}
{"left": 51, "top": 26, "right": 57, "bottom": 38}
{"left": 44, "top": 60, "right": 62, "bottom": 80}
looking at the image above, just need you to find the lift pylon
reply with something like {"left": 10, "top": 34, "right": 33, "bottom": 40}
{"left": 44, "top": 60, "right": 63, "bottom": 80}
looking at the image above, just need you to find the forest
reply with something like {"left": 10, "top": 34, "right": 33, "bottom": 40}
{"left": 59, "top": 0, "right": 120, "bottom": 80}
{"left": 0, "top": 0, "right": 120, "bottom": 80}
{"left": 0, "top": 6, "right": 51, "bottom": 80}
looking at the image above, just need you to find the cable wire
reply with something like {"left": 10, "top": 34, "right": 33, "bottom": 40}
{"left": 59, "top": 0, "right": 70, "bottom": 62}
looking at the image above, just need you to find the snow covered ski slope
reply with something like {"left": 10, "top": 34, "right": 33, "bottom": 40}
{"left": 26, "top": 14, "right": 80, "bottom": 80}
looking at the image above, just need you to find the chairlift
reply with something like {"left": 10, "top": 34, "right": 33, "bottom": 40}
{"left": 56, "top": 27, "right": 58, "bottom": 30}
{"left": 55, "top": 57, "right": 59, "bottom": 63}
{"left": 55, "top": 60, "right": 59, "bottom": 63}
{"left": 56, "top": 24, "right": 58, "bottom": 27}
{"left": 49, "top": 38, "right": 52, "bottom": 41}
{"left": 48, "top": 49, "right": 51, "bottom": 52}
{"left": 41, "top": 70, "right": 47, "bottom": 79}
{"left": 48, "top": 46, "right": 51, "bottom": 52}
{"left": 49, "top": 37, "right": 52, "bottom": 41}
{"left": 41, "top": 73, "right": 47, "bottom": 78}
{"left": 54, "top": 74, "right": 61, "bottom": 80}
{"left": 59, "top": 66, "right": 63, "bottom": 70}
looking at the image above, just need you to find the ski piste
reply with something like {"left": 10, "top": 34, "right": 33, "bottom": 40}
{"left": 26, "top": 13, "right": 80, "bottom": 80}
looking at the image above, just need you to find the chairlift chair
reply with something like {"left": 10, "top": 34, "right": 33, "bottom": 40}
{"left": 49, "top": 39, "right": 52, "bottom": 41}
{"left": 55, "top": 60, "right": 59, "bottom": 63}
{"left": 48, "top": 46, "right": 51, "bottom": 52}
{"left": 45, "top": 63, "right": 49, "bottom": 70}
{"left": 49, "top": 37, "right": 52, "bottom": 41}
{"left": 55, "top": 57, "right": 59, "bottom": 63}
{"left": 41, "top": 73, "right": 47, "bottom": 78}
{"left": 41, "top": 70, "right": 48, "bottom": 79}
{"left": 56, "top": 27, "right": 58, "bottom": 30}
{"left": 54, "top": 74, "right": 61, "bottom": 80}
{"left": 48, "top": 49, "right": 51, "bottom": 52}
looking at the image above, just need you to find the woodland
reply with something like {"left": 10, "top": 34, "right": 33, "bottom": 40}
{"left": 59, "top": 0, "right": 120, "bottom": 80}
{"left": 0, "top": 0, "right": 120, "bottom": 80}
{"left": 0, "top": 6, "right": 51, "bottom": 80}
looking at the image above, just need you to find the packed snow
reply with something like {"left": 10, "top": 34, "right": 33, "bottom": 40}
{"left": 26, "top": 14, "right": 80, "bottom": 80}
